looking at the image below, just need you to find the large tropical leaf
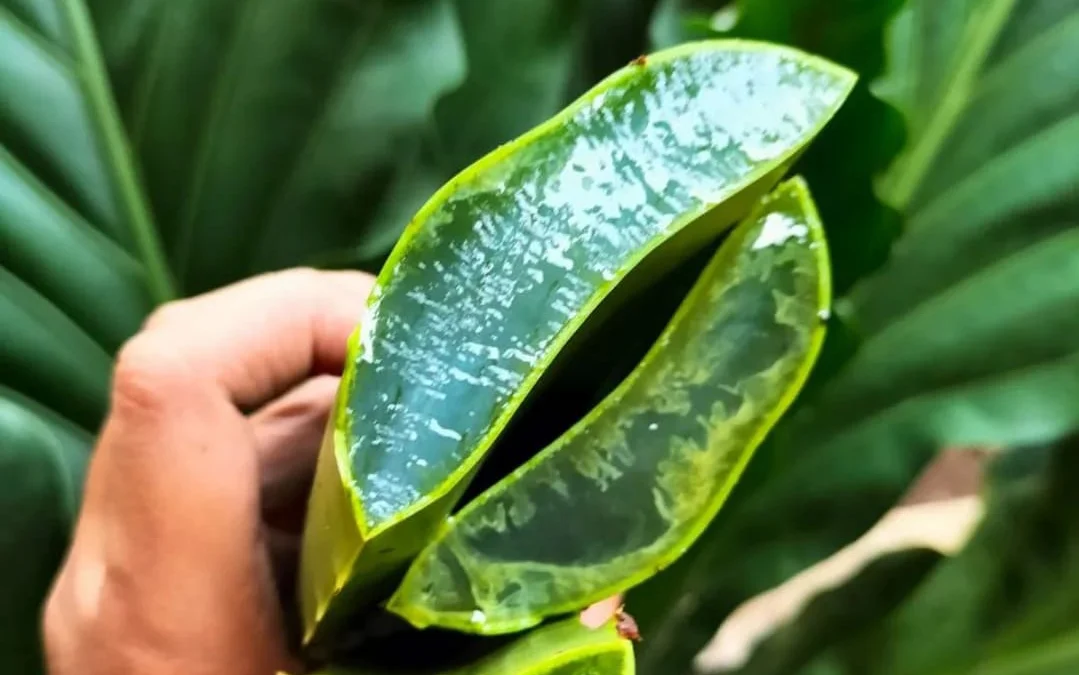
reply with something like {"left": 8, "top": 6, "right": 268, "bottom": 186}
{"left": 84, "top": 0, "right": 662, "bottom": 288}
{"left": 0, "top": 0, "right": 168, "bottom": 413}
{"left": 388, "top": 178, "right": 829, "bottom": 634}
{"left": 299, "top": 40, "right": 855, "bottom": 646}
{"left": 721, "top": 442, "right": 1076, "bottom": 675}
{"left": 334, "top": 0, "right": 597, "bottom": 270}
{"left": 723, "top": 548, "right": 942, "bottom": 675}
{"left": 0, "top": 389, "right": 90, "bottom": 674}
{"left": 0, "top": 0, "right": 172, "bottom": 302}
{"left": 797, "top": 0, "right": 1079, "bottom": 481}
{"left": 85, "top": 0, "right": 468, "bottom": 293}
{"left": 0, "top": 2, "right": 163, "bottom": 671}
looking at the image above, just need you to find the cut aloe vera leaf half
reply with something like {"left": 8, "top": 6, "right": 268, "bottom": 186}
{"left": 300, "top": 39, "right": 854, "bottom": 644}
{"left": 313, "top": 617, "right": 634, "bottom": 675}
{"left": 386, "top": 177, "right": 830, "bottom": 634}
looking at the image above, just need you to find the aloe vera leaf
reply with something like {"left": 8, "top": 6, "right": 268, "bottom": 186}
{"left": 300, "top": 39, "right": 854, "bottom": 643}
{"left": 316, "top": 617, "right": 633, "bottom": 675}
{"left": 386, "top": 176, "right": 829, "bottom": 633}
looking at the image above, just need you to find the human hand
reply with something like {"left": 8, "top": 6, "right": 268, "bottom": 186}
{"left": 42, "top": 267, "right": 623, "bottom": 675}
{"left": 44, "top": 268, "right": 375, "bottom": 675}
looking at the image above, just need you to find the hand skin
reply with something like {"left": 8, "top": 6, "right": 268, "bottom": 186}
{"left": 43, "top": 268, "right": 620, "bottom": 675}
{"left": 44, "top": 268, "right": 376, "bottom": 675}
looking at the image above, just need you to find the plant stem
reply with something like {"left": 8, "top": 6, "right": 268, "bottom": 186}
{"left": 61, "top": 0, "right": 177, "bottom": 303}
{"left": 881, "top": 0, "right": 1016, "bottom": 210}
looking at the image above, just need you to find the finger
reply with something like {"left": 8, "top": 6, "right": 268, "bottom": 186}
{"left": 580, "top": 595, "right": 624, "bottom": 628}
{"left": 47, "top": 353, "right": 291, "bottom": 675}
{"left": 143, "top": 267, "right": 374, "bottom": 409}
{"left": 43, "top": 268, "right": 375, "bottom": 675}
{"left": 73, "top": 267, "right": 373, "bottom": 576}
{"left": 251, "top": 374, "right": 339, "bottom": 519}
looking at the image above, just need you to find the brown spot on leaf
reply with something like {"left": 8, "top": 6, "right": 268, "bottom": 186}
{"left": 615, "top": 605, "right": 642, "bottom": 642}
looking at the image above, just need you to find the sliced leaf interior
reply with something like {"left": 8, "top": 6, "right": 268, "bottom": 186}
{"left": 623, "top": 5, "right": 913, "bottom": 672}
{"left": 299, "top": 39, "right": 855, "bottom": 643}
{"left": 388, "top": 177, "right": 830, "bottom": 634}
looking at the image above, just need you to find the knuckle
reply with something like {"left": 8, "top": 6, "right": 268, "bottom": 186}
{"left": 277, "top": 268, "right": 338, "bottom": 321}
{"left": 42, "top": 575, "right": 82, "bottom": 670}
{"left": 111, "top": 336, "right": 194, "bottom": 415}
{"left": 41, "top": 587, "right": 64, "bottom": 651}
{"left": 143, "top": 299, "right": 187, "bottom": 331}
{"left": 281, "top": 265, "right": 321, "bottom": 281}
{"left": 42, "top": 571, "right": 136, "bottom": 675}
{"left": 280, "top": 266, "right": 325, "bottom": 294}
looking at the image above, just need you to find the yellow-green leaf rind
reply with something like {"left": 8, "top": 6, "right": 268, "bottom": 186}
{"left": 387, "top": 177, "right": 830, "bottom": 634}
{"left": 300, "top": 40, "right": 854, "bottom": 642}
{"left": 315, "top": 618, "right": 633, "bottom": 675}
{"left": 456, "top": 618, "right": 633, "bottom": 675}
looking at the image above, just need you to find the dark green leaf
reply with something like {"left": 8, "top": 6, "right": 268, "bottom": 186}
{"left": 248, "top": 1, "right": 467, "bottom": 282}
{"left": 94, "top": 0, "right": 467, "bottom": 293}
{"left": 855, "top": 0, "right": 1079, "bottom": 328}
{"left": 724, "top": 443, "right": 1079, "bottom": 675}
{"left": 0, "top": 145, "right": 151, "bottom": 350}
{"left": 799, "top": 0, "right": 1079, "bottom": 472}
{"left": 730, "top": 549, "right": 942, "bottom": 675}
{"left": 573, "top": 0, "right": 664, "bottom": 93}
{"left": 0, "top": 389, "right": 91, "bottom": 675}
{"left": 0, "top": 267, "right": 112, "bottom": 430}
{"left": 649, "top": 0, "right": 726, "bottom": 49}
{"left": 0, "top": 0, "right": 172, "bottom": 301}
{"left": 1, "top": 0, "right": 167, "bottom": 430}
{"left": 432, "top": 0, "right": 584, "bottom": 173}
{"left": 88, "top": 0, "right": 466, "bottom": 293}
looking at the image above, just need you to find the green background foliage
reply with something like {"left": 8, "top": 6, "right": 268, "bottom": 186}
{"left": 4, "top": 0, "right": 1079, "bottom": 673}
{"left": 630, "top": 1, "right": 1079, "bottom": 674}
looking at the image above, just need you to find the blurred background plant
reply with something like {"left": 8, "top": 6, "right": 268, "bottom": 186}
{"left": 3, "top": 0, "right": 1079, "bottom": 673}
